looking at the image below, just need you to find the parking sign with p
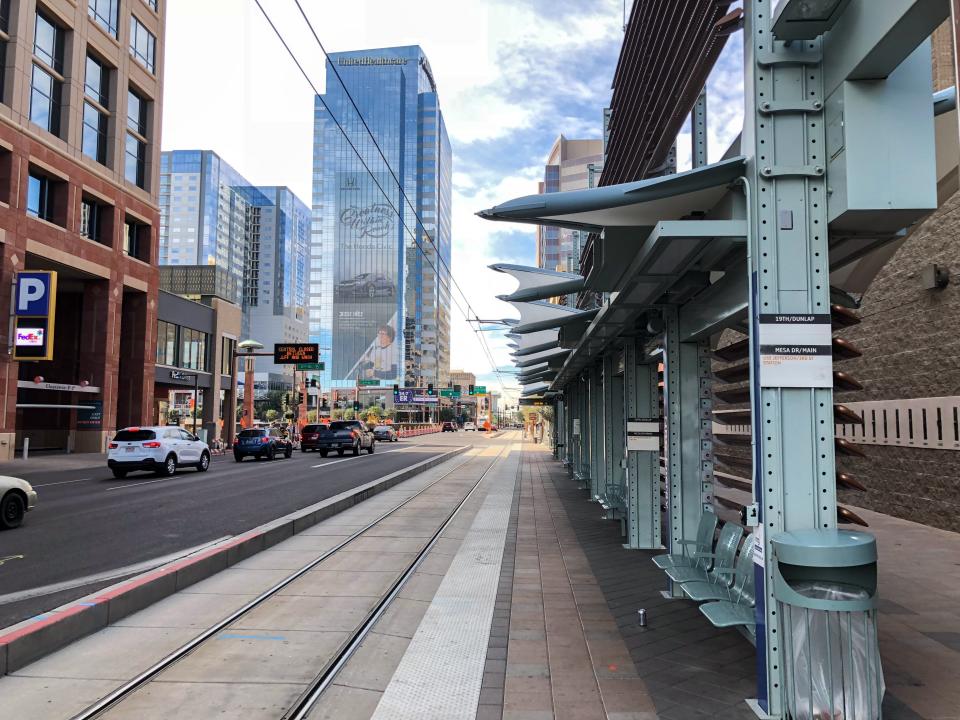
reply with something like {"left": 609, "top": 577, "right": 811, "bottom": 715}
{"left": 14, "top": 271, "right": 57, "bottom": 361}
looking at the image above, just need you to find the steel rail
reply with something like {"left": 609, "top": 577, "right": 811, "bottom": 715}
{"left": 70, "top": 444, "right": 490, "bottom": 720}
{"left": 284, "top": 441, "right": 512, "bottom": 720}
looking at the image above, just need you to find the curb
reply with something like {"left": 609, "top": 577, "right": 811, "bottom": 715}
{"left": 0, "top": 445, "right": 470, "bottom": 676}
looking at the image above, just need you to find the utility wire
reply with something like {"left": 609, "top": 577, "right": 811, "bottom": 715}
{"left": 251, "top": 0, "right": 508, "bottom": 393}
{"left": 290, "top": 0, "right": 509, "bottom": 393}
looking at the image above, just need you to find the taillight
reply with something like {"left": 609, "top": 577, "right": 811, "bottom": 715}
{"left": 142, "top": 441, "right": 162, "bottom": 448}
{"left": 261, "top": 437, "right": 271, "bottom": 444}
{"left": 233, "top": 437, "right": 239, "bottom": 445}
{"left": 108, "top": 442, "right": 118, "bottom": 449}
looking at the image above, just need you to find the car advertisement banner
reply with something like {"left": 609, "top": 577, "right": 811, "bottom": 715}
{"left": 332, "top": 171, "right": 402, "bottom": 382}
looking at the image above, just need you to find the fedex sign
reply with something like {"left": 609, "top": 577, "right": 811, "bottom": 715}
{"left": 13, "top": 271, "right": 57, "bottom": 361}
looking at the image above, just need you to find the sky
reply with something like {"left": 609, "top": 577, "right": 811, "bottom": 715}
{"left": 161, "top": 0, "right": 744, "bottom": 403}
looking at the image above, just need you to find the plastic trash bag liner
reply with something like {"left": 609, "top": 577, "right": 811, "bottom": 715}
{"left": 780, "top": 581, "right": 885, "bottom": 720}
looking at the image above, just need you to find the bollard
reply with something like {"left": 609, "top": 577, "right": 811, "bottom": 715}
{"left": 637, "top": 608, "right": 647, "bottom": 627}
{"left": 23, "top": 437, "right": 29, "bottom": 460}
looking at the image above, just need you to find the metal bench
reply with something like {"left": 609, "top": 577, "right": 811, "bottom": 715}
{"left": 652, "top": 511, "right": 718, "bottom": 570}
{"left": 665, "top": 522, "right": 743, "bottom": 584}
{"left": 681, "top": 532, "right": 757, "bottom": 603}
{"left": 697, "top": 534, "right": 759, "bottom": 634}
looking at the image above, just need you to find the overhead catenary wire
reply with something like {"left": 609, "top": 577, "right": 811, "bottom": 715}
{"left": 250, "top": 0, "right": 508, "bottom": 394}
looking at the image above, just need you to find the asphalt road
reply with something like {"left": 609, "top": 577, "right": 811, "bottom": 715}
{"left": 0, "top": 433, "right": 485, "bottom": 628}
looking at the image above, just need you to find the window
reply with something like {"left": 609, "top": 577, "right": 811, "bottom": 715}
{"left": 143, "top": 0, "right": 158, "bottom": 10}
{"left": 88, "top": 0, "right": 119, "bottom": 38}
{"left": 221, "top": 336, "right": 235, "bottom": 376}
{"left": 127, "top": 88, "right": 147, "bottom": 134}
{"left": 82, "top": 102, "right": 108, "bottom": 164}
{"left": 0, "top": 0, "right": 10, "bottom": 104}
{"left": 126, "top": 88, "right": 149, "bottom": 188}
{"left": 34, "top": 11, "right": 63, "bottom": 72}
{"left": 84, "top": 55, "right": 109, "bottom": 105}
{"left": 129, "top": 16, "right": 155, "bottom": 73}
{"left": 79, "top": 198, "right": 99, "bottom": 240}
{"left": 30, "top": 65, "right": 61, "bottom": 136}
{"left": 156, "top": 320, "right": 178, "bottom": 366}
{"left": 26, "top": 173, "right": 50, "bottom": 219}
{"left": 180, "top": 327, "right": 208, "bottom": 372}
{"left": 124, "top": 216, "right": 151, "bottom": 261}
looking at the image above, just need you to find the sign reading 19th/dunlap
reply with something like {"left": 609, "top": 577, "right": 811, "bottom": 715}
{"left": 273, "top": 343, "right": 320, "bottom": 364}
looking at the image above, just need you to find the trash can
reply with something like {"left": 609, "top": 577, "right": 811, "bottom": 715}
{"left": 770, "top": 529, "right": 884, "bottom": 720}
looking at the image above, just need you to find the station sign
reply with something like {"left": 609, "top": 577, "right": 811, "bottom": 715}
{"left": 274, "top": 343, "right": 319, "bottom": 364}
{"left": 14, "top": 271, "right": 57, "bottom": 361}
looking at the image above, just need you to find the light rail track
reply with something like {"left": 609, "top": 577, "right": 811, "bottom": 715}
{"left": 69, "top": 442, "right": 508, "bottom": 720}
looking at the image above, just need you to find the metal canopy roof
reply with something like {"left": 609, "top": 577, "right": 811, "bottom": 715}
{"left": 490, "top": 264, "right": 586, "bottom": 303}
{"left": 477, "top": 157, "right": 746, "bottom": 232}
{"left": 514, "top": 347, "right": 570, "bottom": 368}
{"left": 510, "top": 328, "right": 559, "bottom": 353}
{"left": 509, "top": 301, "right": 600, "bottom": 335}
{"left": 520, "top": 382, "right": 552, "bottom": 397}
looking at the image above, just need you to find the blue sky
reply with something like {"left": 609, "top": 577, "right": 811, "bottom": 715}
{"left": 162, "top": 0, "right": 744, "bottom": 401}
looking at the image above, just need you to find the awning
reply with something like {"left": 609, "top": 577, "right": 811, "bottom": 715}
{"left": 514, "top": 347, "right": 570, "bottom": 368}
{"left": 491, "top": 263, "right": 585, "bottom": 303}
{"left": 477, "top": 157, "right": 746, "bottom": 232}
{"left": 521, "top": 382, "right": 552, "bottom": 397}
{"left": 508, "top": 301, "right": 600, "bottom": 334}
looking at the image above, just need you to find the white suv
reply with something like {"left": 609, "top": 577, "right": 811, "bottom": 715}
{"left": 463, "top": 422, "right": 477, "bottom": 431}
{"left": 108, "top": 426, "right": 211, "bottom": 479}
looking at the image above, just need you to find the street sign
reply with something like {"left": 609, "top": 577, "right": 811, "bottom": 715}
{"left": 274, "top": 343, "right": 319, "bottom": 364}
{"left": 358, "top": 379, "right": 380, "bottom": 386}
{"left": 470, "top": 385, "right": 487, "bottom": 395}
{"left": 296, "top": 362, "right": 325, "bottom": 371}
{"left": 440, "top": 388, "right": 461, "bottom": 397}
{"left": 13, "top": 271, "right": 57, "bottom": 361}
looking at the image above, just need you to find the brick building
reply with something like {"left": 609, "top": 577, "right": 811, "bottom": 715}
{"left": 0, "top": 0, "right": 165, "bottom": 458}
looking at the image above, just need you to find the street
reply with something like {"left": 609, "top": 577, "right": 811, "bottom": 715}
{"left": 0, "top": 433, "right": 479, "bottom": 629}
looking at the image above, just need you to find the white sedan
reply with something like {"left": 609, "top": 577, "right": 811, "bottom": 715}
{"left": 107, "top": 426, "right": 211, "bottom": 479}
{"left": 1, "top": 476, "right": 38, "bottom": 529}
{"left": 463, "top": 422, "right": 477, "bottom": 431}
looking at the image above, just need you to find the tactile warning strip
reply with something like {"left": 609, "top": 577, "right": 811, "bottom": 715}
{"left": 370, "top": 445, "right": 521, "bottom": 719}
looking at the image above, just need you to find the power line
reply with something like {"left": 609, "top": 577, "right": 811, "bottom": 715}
{"left": 250, "top": 0, "right": 508, "bottom": 393}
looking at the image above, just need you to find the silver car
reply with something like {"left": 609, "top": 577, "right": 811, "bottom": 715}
{"left": 1, "top": 476, "right": 38, "bottom": 529}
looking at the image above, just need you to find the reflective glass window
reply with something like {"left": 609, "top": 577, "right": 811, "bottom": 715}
{"left": 128, "top": 88, "right": 147, "bottom": 134}
{"left": 129, "top": 16, "right": 155, "bottom": 73}
{"left": 85, "top": 55, "right": 109, "bottom": 106}
{"left": 88, "top": 0, "right": 119, "bottom": 38}
{"left": 29, "top": 64, "right": 60, "bottom": 136}
{"left": 34, "top": 11, "right": 63, "bottom": 72}
{"left": 82, "top": 102, "right": 108, "bottom": 165}
{"left": 125, "top": 134, "right": 146, "bottom": 188}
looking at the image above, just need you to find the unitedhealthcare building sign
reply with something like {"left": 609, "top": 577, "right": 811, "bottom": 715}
{"left": 338, "top": 56, "right": 408, "bottom": 66}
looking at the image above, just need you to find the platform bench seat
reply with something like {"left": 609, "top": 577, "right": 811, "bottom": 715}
{"left": 665, "top": 522, "right": 743, "bottom": 584}
{"left": 652, "top": 511, "right": 718, "bottom": 570}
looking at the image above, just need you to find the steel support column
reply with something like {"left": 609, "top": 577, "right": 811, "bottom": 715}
{"left": 589, "top": 362, "right": 605, "bottom": 501}
{"left": 663, "top": 306, "right": 714, "bottom": 596}
{"left": 624, "top": 338, "right": 661, "bottom": 549}
{"left": 692, "top": 88, "right": 708, "bottom": 168}
{"left": 744, "top": 2, "right": 838, "bottom": 715}
{"left": 601, "top": 352, "right": 626, "bottom": 519}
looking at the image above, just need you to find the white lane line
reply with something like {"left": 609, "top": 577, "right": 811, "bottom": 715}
{"left": 31, "top": 477, "right": 92, "bottom": 488}
{"left": 0, "top": 536, "right": 231, "bottom": 606}
{"left": 310, "top": 445, "right": 412, "bottom": 469}
{"left": 105, "top": 476, "right": 177, "bottom": 492}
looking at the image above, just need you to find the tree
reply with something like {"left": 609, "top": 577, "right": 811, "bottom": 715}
{"left": 265, "top": 409, "right": 278, "bottom": 423}
{"left": 254, "top": 390, "right": 285, "bottom": 421}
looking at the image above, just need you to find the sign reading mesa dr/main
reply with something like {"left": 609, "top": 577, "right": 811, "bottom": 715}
{"left": 273, "top": 343, "right": 319, "bottom": 365}
{"left": 13, "top": 271, "right": 57, "bottom": 361}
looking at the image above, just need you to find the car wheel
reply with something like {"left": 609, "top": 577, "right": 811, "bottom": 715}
{"left": 301, "top": 447, "right": 307, "bottom": 453}
{"left": 320, "top": 450, "right": 329, "bottom": 457}
{"left": 197, "top": 451, "right": 210, "bottom": 472}
{"left": 285, "top": 447, "right": 292, "bottom": 459}
{"left": 352, "top": 442, "right": 360, "bottom": 456}
{"left": 268, "top": 446, "right": 276, "bottom": 461}
{"left": 234, "top": 453, "right": 243, "bottom": 462}
{"left": 337, "top": 449, "right": 345, "bottom": 456}
{"left": 1, "top": 492, "right": 25, "bottom": 530}
{"left": 112, "top": 468, "right": 128, "bottom": 479}
{"left": 157, "top": 454, "right": 176, "bottom": 477}
{"left": 367, "top": 441, "right": 375, "bottom": 454}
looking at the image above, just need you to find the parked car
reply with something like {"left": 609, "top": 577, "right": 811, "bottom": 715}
{"left": 314, "top": 420, "right": 376, "bottom": 457}
{"left": 1, "top": 476, "right": 37, "bottom": 529}
{"left": 463, "top": 422, "right": 477, "bottom": 431}
{"left": 441, "top": 422, "right": 456, "bottom": 432}
{"left": 373, "top": 424, "right": 399, "bottom": 442}
{"left": 300, "top": 423, "right": 330, "bottom": 452}
{"left": 108, "top": 426, "right": 212, "bottom": 478}
{"left": 233, "top": 427, "right": 294, "bottom": 462}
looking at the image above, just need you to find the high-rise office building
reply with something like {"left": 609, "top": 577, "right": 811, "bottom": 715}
{"left": 310, "top": 46, "right": 452, "bottom": 391}
{"left": 536, "top": 136, "right": 604, "bottom": 273}
{"left": 159, "top": 151, "right": 309, "bottom": 379}
{"left": 0, "top": 0, "right": 166, "bottom": 457}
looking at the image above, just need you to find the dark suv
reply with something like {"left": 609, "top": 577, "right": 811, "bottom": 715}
{"left": 300, "top": 423, "right": 329, "bottom": 452}
{"left": 233, "top": 428, "right": 293, "bottom": 462}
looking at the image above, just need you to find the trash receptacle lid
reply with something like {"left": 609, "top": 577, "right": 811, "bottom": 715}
{"left": 771, "top": 528, "right": 876, "bottom": 567}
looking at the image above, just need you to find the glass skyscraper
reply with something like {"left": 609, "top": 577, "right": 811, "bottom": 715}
{"left": 159, "top": 150, "right": 310, "bottom": 375}
{"left": 310, "top": 46, "right": 452, "bottom": 391}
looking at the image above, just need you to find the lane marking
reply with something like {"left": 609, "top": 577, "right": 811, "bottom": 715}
{"left": 0, "top": 554, "right": 24, "bottom": 567}
{"left": 310, "top": 445, "right": 413, "bottom": 469}
{"left": 0, "top": 536, "right": 231, "bottom": 606}
{"left": 105, "top": 477, "right": 175, "bottom": 491}
{"left": 31, "top": 477, "right": 92, "bottom": 488}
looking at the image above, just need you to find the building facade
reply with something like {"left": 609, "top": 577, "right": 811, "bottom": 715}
{"left": 448, "top": 368, "right": 475, "bottom": 391}
{"left": 310, "top": 45, "right": 452, "bottom": 393}
{"left": 0, "top": 0, "right": 165, "bottom": 458}
{"left": 159, "top": 150, "right": 309, "bottom": 383}
{"left": 535, "top": 136, "right": 603, "bottom": 273}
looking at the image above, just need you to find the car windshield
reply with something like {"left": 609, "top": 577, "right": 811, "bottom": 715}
{"left": 114, "top": 429, "right": 156, "bottom": 441}
{"left": 374, "top": 425, "right": 390, "bottom": 431}
{"left": 238, "top": 430, "right": 266, "bottom": 438}
{"left": 328, "top": 421, "right": 355, "bottom": 431}
{"left": 303, "top": 425, "right": 323, "bottom": 433}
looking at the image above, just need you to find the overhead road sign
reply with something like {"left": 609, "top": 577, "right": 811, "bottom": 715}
{"left": 469, "top": 385, "right": 487, "bottom": 395}
{"left": 274, "top": 343, "right": 319, "bottom": 364}
{"left": 439, "top": 388, "right": 461, "bottom": 397}
{"left": 296, "top": 362, "right": 325, "bottom": 371}
{"left": 358, "top": 379, "right": 380, "bottom": 386}
{"left": 14, "top": 271, "right": 57, "bottom": 361}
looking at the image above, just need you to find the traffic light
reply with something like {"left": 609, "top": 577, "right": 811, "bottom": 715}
{"left": 284, "top": 392, "right": 292, "bottom": 406}
{"left": 321, "top": 395, "right": 329, "bottom": 408}
{"left": 310, "top": 379, "right": 317, "bottom": 388}
{"left": 296, "top": 391, "right": 303, "bottom": 404}
{"left": 353, "top": 400, "right": 361, "bottom": 411}
{"left": 393, "top": 384, "right": 399, "bottom": 393}
{"left": 427, "top": 383, "right": 435, "bottom": 396}
{"left": 453, "top": 384, "right": 461, "bottom": 393}
{"left": 468, "top": 384, "right": 475, "bottom": 395}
